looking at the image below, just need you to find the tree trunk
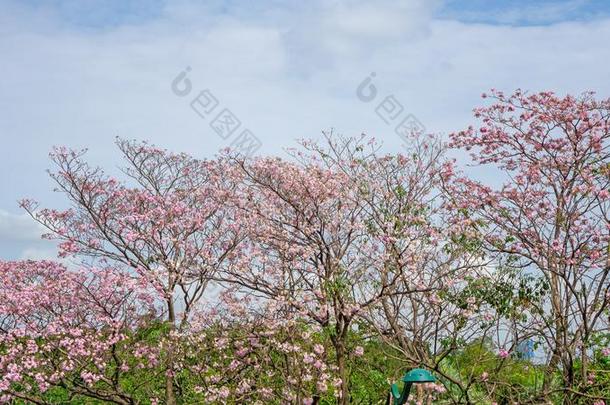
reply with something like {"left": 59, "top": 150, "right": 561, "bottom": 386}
{"left": 336, "top": 341, "right": 350, "bottom": 405}
{"left": 166, "top": 298, "right": 177, "bottom": 405}
{"left": 543, "top": 272, "right": 563, "bottom": 399}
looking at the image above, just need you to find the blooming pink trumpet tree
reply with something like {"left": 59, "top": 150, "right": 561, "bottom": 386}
{"left": 323, "top": 136, "right": 490, "bottom": 402}
{"left": 221, "top": 151, "right": 372, "bottom": 403}
{"left": 21, "top": 139, "right": 245, "bottom": 404}
{"left": 302, "top": 134, "right": 502, "bottom": 404}
{"left": 0, "top": 260, "right": 159, "bottom": 404}
{"left": 449, "top": 90, "right": 610, "bottom": 399}
{"left": 219, "top": 133, "right": 470, "bottom": 404}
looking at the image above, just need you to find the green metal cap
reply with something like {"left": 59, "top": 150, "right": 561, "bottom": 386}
{"left": 401, "top": 368, "right": 436, "bottom": 383}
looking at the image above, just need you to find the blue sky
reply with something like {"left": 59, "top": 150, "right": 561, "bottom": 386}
{"left": 11, "top": 0, "right": 610, "bottom": 28}
{"left": 442, "top": 0, "right": 610, "bottom": 24}
{"left": 11, "top": 0, "right": 165, "bottom": 28}
{"left": 2, "top": 0, "right": 610, "bottom": 260}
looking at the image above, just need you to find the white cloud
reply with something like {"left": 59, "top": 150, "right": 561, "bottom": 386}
{"left": 0, "top": 210, "right": 57, "bottom": 260}
{"left": 0, "top": 210, "right": 45, "bottom": 242}
{"left": 327, "top": 0, "right": 439, "bottom": 38}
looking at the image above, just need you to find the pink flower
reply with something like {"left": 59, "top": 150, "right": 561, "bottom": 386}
{"left": 303, "top": 353, "right": 314, "bottom": 364}
{"left": 498, "top": 349, "right": 510, "bottom": 359}
{"left": 317, "top": 381, "right": 328, "bottom": 392}
{"left": 218, "top": 386, "right": 230, "bottom": 399}
{"left": 353, "top": 346, "right": 364, "bottom": 357}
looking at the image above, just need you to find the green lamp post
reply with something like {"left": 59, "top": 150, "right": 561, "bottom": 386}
{"left": 387, "top": 368, "right": 436, "bottom": 405}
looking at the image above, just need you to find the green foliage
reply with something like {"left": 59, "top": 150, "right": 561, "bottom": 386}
{"left": 10, "top": 323, "right": 610, "bottom": 404}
